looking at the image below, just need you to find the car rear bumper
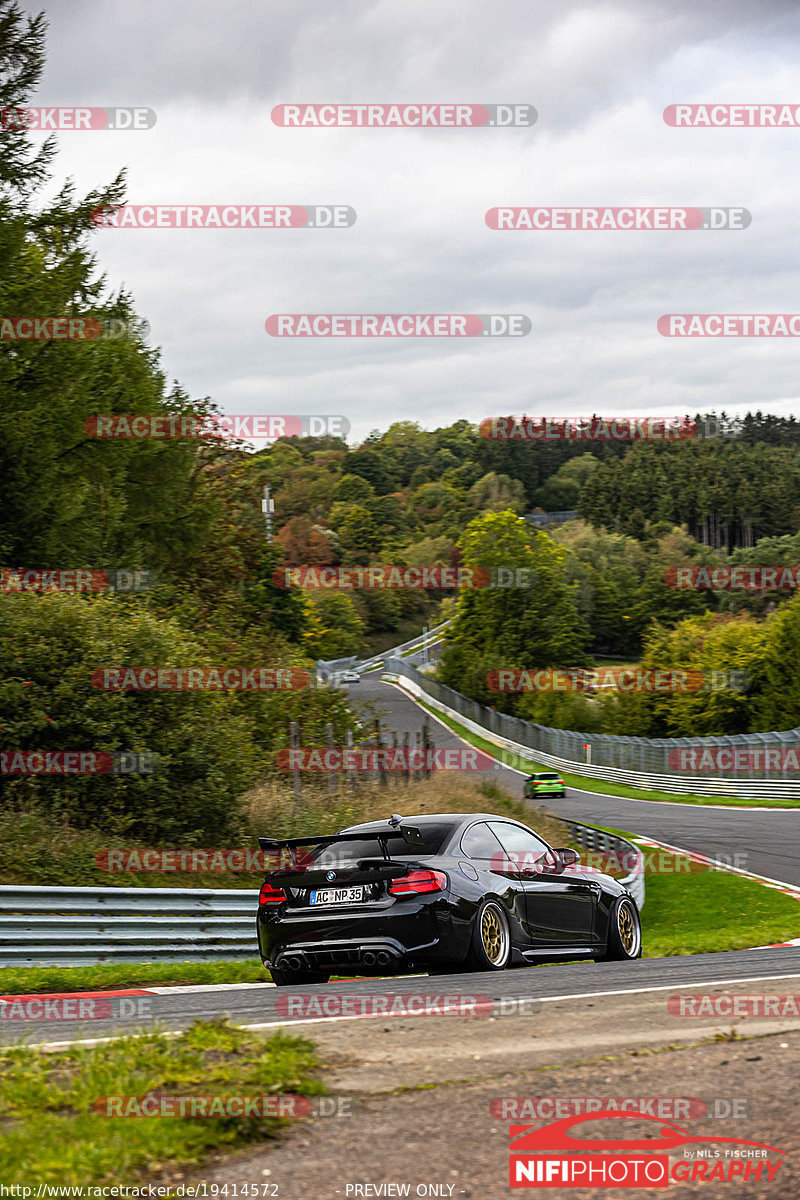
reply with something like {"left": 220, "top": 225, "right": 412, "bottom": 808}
{"left": 257, "top": 896, "right": 464, "bottom": 970}
{"left": 268, "top": 936, "right": 439, "bottom": 972}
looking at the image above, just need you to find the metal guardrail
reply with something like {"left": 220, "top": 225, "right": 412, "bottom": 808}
{"left": 316, "top": 622, "right": 452, "bottom": 682}
{"left": 356, "top": 619, "right": 451, "bottom": 674}
{"left": 525, "top": 510, "right": 579, "bottom": 527}
{"left": 0, "top": 820, "right": 642, "bottom": 966}
{"left": 383, "top": 659, "right": 800, "bottom": 798}
{"left": 0, "top": 885, "right": 260, "bottom": 968}
{"left": 566, "top": 821, "right": 644, "bottom": 910}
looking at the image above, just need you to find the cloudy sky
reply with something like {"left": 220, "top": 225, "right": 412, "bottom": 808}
{"left": 29, "top": 0, "right": 800, "bottom": 442}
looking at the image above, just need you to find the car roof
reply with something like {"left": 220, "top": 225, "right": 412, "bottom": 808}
{"left": 341, "top": 812, "right": 527, "bottom": 834}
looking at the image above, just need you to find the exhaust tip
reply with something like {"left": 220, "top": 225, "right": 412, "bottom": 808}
{"left": 283, "top": 955, "right": 304, "bottom": 972}
{"left": 362, "top": 950, "right": 377, "bottom": 966}
{"left": 376, "top": 950, "right": 392, "bottom": 966}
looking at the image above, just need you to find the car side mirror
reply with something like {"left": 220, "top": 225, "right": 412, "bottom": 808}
{"left": 555, "top": 847, "right": 580, "bottom": 870}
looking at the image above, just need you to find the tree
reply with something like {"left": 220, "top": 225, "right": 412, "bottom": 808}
{"left": 467, "top": 472, "right": 526, "bottom": 516}
{"left": 437, "top": 512, "right": 589, "bottom": 706}
{"left": 275, "top": 517, "right": 335, "bottom": 566}
{"left": 0, "top": 1, "right": 233, "bottom": 577}
{"left": 753, "top": 594, "right": 800, "bottom": 731}
{"left": 332, "top": 473, "right": 376, "bottom": 504}
{"left": 0, "top": 592, "right": 260, "bottom": 840}
{"left": 342, "top": 448, "right": 397, "bottom": 494}
{"left": 302, "top": 592, "right": 366, "bottom": 658}
{"left": 328, "top": 503, "right": 383, "bottom": 559}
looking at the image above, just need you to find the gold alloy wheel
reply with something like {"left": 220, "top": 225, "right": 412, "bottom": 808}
{"left": 618, "top": 901, "right": 637, "bottom": 955}
{"left": 481, "top": 904, "right": 507, "bottom": 963}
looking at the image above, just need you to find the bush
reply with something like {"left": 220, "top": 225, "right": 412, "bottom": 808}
{"left": 0, "top": 592, "right": 265, "bottom": 841}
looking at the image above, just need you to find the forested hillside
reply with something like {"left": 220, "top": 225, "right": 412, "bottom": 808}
{"left": 5, "top": 2, "right": 800, "bottom": 864}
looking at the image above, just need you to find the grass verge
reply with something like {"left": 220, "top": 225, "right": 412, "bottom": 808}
{"left": 641, "top": 864, "right": 800, "bottom": 956}
{"left": 0, "top": 1018, "right": 322, "bottom": 1187}
{"left": 0, "top": 960, "right": 270, "bottom": 996}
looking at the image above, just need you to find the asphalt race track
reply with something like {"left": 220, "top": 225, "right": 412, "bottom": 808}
{"left": 4, "top": 671, "right": 800, "bottom": 1056}
{"left": 353, "top": 673, "right": 800, "bottom": 888}
{"left": 4, "top": 949, "right": 800, "bottom": 1047}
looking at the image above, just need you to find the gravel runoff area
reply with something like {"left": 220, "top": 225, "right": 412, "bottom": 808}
{"left": 178, "top": 982, "right": 800, "bottom": 1200}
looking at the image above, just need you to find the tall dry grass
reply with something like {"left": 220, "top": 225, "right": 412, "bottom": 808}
{"left": 243, "top": 773, "right": 569, "bottom": 847}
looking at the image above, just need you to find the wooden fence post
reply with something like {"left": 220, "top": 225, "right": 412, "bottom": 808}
{"left": 375, "top": 718, "right": 387, "bottom": 788}
{"left": 325, "top": 723, "right": 337, "bottom": 795}
{"left": 290, "top": 720, "right": 302, "bottom": 805}
{"left": 346, "top": 728, "right": 356, "bottom": 792}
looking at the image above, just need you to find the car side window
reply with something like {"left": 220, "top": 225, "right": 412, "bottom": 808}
{"left": 488, "top": 821, "right": 551, "bottom": 869}
{"left": 460, "top": 821, "right": 506, "bottom": 862}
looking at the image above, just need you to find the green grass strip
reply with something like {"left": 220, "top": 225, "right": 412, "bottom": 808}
{"left": 0, "top": 1018, "right": 322, "bottom": 1186}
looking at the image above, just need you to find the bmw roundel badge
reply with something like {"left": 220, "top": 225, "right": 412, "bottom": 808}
{"left": 326, "top": 870, "right": 336, "bottom": 881}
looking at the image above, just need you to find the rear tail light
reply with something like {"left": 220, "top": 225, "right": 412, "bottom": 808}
{"left": 389, "top": 869, "right": 447, "bottom": 895}
{"left": 259, "top": 880, "right": 287, "bottom": 904}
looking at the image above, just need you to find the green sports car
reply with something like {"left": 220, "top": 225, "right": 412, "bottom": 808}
{"left": 523, "top": 772, "right": 566, "bottom": 799}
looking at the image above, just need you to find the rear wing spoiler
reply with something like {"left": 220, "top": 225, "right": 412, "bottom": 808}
{"left": 258, "top": 824, "right": 425, "bottom": 859}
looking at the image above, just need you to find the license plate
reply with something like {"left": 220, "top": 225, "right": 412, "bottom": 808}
{"left": 310, "top": 886, "right": 364, "bottom": 906}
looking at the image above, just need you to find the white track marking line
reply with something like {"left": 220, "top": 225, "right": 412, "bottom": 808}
{"left": 17, "top": 971, "right": 800, "bottom": 1050}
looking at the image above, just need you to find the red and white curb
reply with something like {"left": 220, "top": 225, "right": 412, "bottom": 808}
{"left": 0, "top": 982, "right": 275, "bottom": 1006}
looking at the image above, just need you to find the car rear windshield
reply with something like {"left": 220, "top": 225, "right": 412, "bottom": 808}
{"left": 539, "top": 774, "right": 560, "bottom": 780}
{"left": 304, "top": 823, "right": 455, "bottom": 868}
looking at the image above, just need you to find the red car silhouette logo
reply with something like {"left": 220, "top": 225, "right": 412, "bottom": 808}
{"left": 510, "top": 1111, "right": 783, "bottom": 1155}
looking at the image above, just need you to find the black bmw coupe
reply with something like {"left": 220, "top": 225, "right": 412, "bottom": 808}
{"left": 256, "top": 812, "right": 642, "bottom": 985}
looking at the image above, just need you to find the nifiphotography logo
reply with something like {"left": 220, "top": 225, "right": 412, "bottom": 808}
{"left": 508, "top": 1112, "right": 784, "bottom": 1188}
